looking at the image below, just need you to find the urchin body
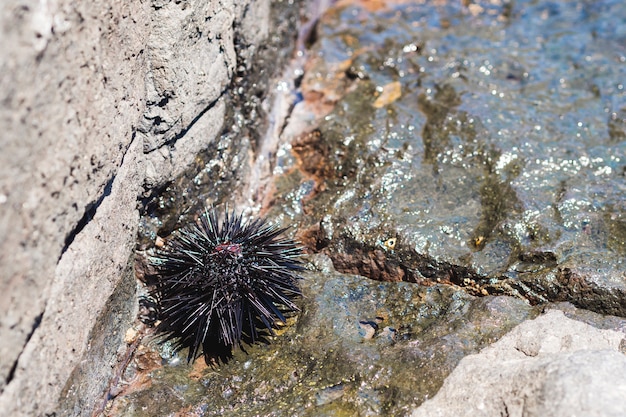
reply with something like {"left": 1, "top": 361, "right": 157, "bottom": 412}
{"left": 150, "top": 209, "right": 303, "bottom": 363}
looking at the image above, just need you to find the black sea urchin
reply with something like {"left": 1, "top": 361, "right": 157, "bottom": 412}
{"left": 150, "top": 208, "right": 303, "bottom": 363}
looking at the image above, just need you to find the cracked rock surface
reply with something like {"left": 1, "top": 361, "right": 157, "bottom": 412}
{"left": 0, "top": 1, "right": 287, "bottom": 416}
{"left": 117, "top": 0, "right": 626, "bottom": 415}
{"left": 3, "top": 0, "right": 626, "bottom": 416}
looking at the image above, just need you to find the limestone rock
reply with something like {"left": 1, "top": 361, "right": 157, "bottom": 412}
{"left": 412, "top": 310, "right": 626, "bottom": 417}
{"left": 0, "top": 0, "right": 273, "bottom": 416}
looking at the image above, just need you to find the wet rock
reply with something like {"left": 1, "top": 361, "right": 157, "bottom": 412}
{"left": 108, "top": 255, "right": 538, "bottom": 416}
{"left": 109, "top": 0, "right": 626, "bottom": 415}
{"left": 276, "top": 0, "right": 626, "bottom": 316}
{"left": 412, "top": 309, "right": 626, "bottom": 417}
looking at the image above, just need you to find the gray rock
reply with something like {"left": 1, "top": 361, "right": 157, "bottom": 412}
{"left": 412, "top": 310, "right": 626, "bottom": 417}
{"left": 0, "top": 3, "right": 149, "bottom": 413}
{"left": 0, "top": 0, "right": 277, "bottom": 416}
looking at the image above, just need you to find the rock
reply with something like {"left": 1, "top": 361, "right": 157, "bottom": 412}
{"left": 107, "top": 256, "right": 539, "bottom": 416}
{"left": 0, "top": 3, "right": 149, "bottom": 415}
{"left": 412, "top": 309, "right": 626, "bottom": 417}
{"left": 107, "top": 1, "right": 626, "bottom": 414}
{"left": 0, "top": 0, "right": 285, "bottom": 416}
{"left": 278, "top": 0, "right": 626, "bottom": 317}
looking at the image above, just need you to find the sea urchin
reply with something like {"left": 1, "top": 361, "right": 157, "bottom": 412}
{"left": 149, "top": 208, "right": 303, "bottom": 363}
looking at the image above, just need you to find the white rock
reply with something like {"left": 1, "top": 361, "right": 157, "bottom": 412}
{"left": 413, "top": 310, "right": 626, "bottom": 417}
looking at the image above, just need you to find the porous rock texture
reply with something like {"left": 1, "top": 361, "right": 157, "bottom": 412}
{"left": 0, "top": 1, "right": 272, "bottom": 416}
{"left": 412, "top": 309, "right": 626, "bottom": 417}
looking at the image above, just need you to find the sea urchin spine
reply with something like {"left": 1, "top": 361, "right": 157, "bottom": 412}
{"left": 150, "top": 208, "right": 303, "bottom": 363}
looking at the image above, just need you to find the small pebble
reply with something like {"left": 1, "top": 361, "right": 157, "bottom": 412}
{"left": 358, "top": 320, "right": 377, "bottom": 339}
{"left": 124, "top": 328, "right": 138, "bottom": 344}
